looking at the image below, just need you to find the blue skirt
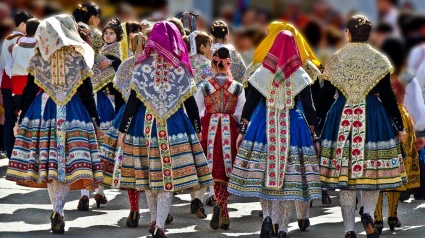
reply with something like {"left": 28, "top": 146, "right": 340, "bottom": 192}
{"left": 97, "top": 91, "right": 115, "bottom": 132}
{"left": 100, "top": 102, "right": 213, "bottom": 191}
{"left": 6, "top": 92, "right": 103, "bottom": 190}
{"left": 228, "top": 101, "right": 321, "bottom": 201}
{"left": 320, "top": 95, "right": 406, "bottom": 190}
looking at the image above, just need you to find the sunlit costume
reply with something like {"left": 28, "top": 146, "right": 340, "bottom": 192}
{"left": 5, "top": 14, "right": 102, "bottom": 235}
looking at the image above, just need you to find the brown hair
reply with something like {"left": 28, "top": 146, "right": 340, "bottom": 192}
{"left": 125, "top": 21, "right": 142, "bottom": 34}
{"left": 167, "top": 17, "right": 185, "bottom": 36}
{"left": 347, "top": 15, "right": 372, "bottom": 42}
{"left": 183, "top": 31, "right": 212, "bottom": 56}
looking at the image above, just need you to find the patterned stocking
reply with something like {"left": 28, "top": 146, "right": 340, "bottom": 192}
{"left": 295, "top": 200, "right": 310, "bottom": 220}
{"left": 388, "top": 192, "right": 400, "bottom": 217}
{"left": 127, "top": 190, "right": 140, "bottom": 212}
{"left": 145, "top": 190, "right": 157, "bottom": 222}
{"left": 214, "top": 183, "right": 230, "bottom": 224}
{"left": 47, "top": 180, "right": 71, "bottom": 216}
{"left": 260, "top": 199, "right": 272, "bottom": 220}
{"left": 190, "top": 187, "right": 207, "bottom": 201}
{"left": 361, "top": 190, "right": 380, "bottom": 216}
{"left": 374, "top": 192, "right": 383, "bottom": 222}
{"left": 277, "top": 201, "right": 294, "bottom": 232}
{"left": 156, "top": 192, "right": 173, "bottom": 229}
{"left": 340, "top": 190, "right": 357, "bottom": 232}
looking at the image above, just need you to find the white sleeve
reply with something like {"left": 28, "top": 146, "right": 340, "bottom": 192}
{"left": 407, "top": 46, "right": 423, "bottom": 73}
{"left": 404, "top": 76, "right": 425, "bottom": 131}
{"left": 194, "top": 87, "right": 205, "bottom": 118}
{"left": 234, "top": 88, "right": 246, "bottom": 121}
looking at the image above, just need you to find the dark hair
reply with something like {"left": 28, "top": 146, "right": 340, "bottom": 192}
{"left": 374, "top": 22, "right": 393, "bottom": 34}
{"left": 77, "top": 22, "right": 91, "bottom": 44}
{"left": 236, "top": 26, "right": 266, "bottom": 47}
{"left": 25, "top": 18, "right": 40, "bottom": 37}
{"left": 381, "top": 37, "right": 405, "bottom": 75}
{"left": 304, "top": 20, "right": 322, "bottom": 48}
{"left": 211, "top": 20, "right": 229, "bottom": 39}
{"left": 72, "top": 2, "right": 101, "bottom": 24}
{"left": 103, "top": 18, "right": 124, "bottom": 42}
{"left": 168, "top": 17, "right": 185, "bottom": 36}
{"left": 184, "top": 28, "right": 191, "bottom": 36}
{"left": 212, "top": 47, "right": 231, "bottom": 70}
{"left": 125, "top": 21, "right": 142, "bottom": 34}
{"left": 14, "top": 11, "right": 32, "bottom": 27}
{"left": 347, "top": 15, "right": 372, "bottom": 42}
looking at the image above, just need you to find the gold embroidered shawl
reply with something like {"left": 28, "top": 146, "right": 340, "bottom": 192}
{"left": 92, "top": 41, "right": 122, "bottom": 93}
{"left": 322, "top": 43, "right": 393, "bottom": 103}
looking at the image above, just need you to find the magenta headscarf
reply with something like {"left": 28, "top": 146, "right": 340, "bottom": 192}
{"left": 136, "top": 21, "right": 194, "bottom": 76}
{"left": 262, "top": 30, "right": 302, "bottom": 82}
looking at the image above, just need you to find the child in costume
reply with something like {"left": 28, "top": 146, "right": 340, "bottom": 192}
{"left": 195, "top": 47, "right": 245, "bottom": 230}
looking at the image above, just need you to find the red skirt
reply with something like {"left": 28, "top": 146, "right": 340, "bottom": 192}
{"left": 200, "top": 113, "right": 238, "bottom": 182}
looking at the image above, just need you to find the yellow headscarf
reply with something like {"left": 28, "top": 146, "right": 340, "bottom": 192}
{"left": 253, "top": 21, "right": 320, "bottom": 67}
{"left": 120, "top": 22, "right": 129, "bottom": 61}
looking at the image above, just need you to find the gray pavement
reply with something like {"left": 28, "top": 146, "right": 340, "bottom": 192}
{"left": 1, "top": 157, "right": 425, "bottom": 238}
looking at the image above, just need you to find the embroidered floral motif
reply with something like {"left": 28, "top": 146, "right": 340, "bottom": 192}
{"left": 111, "top": 147, "right": 123, "bottom": 188}
{"left": 207, "top": 113, "right": 233, "bottom": 176}
{"left": 191, "top": 54, "right": 213, "bottom": 87}
{"left": 131, "top": 54, "right": 196, "bottom": 125}
{"left": 114, "top": 56, "right": 135, "bottom": 101}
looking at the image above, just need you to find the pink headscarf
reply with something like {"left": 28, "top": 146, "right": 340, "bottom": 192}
{"left": 262, "top": 30, "right": 302, "bottom": 82}
{"left": 136, "top": 21, "right": 194, "bottom": 76}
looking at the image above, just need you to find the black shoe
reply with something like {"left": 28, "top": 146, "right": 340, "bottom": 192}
{"left": 260, "top": 216, "right": 272, "bottom": 238}
{"left": 399, "top": 191, "right": 410, "bottom": 202}
{"left": 165, "top": 214, "right": 173, "bottom": 224}
{"left": 278, "top": 231, "right": 288, "bottom": 238}
{"left": 210, "top": 205, "right": 221, "bottom": 230}
{"left": 125, "top": 211, "right": 140, "bottom": 228}
{"left": 206, "top": 195, "right": 216, "bottom": 207}
{"left": 345, "top": 231, "right": 357, "bottom": 238}
{"left": 375, "top": 220, "right": 383, "bottom": 235}
{"left": 152, "top": 226, "right": 167, "bottom": 238}
{"left": 271, "top": 224, "right": 279, "bottom": 237}
{"left": 322, "top": 189, "right": 332, "bottom": 204}
{"left": 359, "top": 206, "right": 364, "bottom": 216}
{"left": 77, "top": 195, "right": 89, "bottom": 211}
{"left": 298, "top": 218, "right": 310, "bottom": 231}
{"left": 259, "top": 210, "right": 263, "bottom": 217}
{"left": 388, "top": 217, "right": 401, "bottom": 231}
{"left": 362, "top": 213, "right": 379, "bottom": 238}
{"left": 191, "top": 198, "right": 207, "bottom": 218}
{"left": 220, "top": 223, "right": 230, "bottom": 230}
{"left": 50, "top": 212, "right": 65, "bottom": 234}
{"left": 148, "top": 221, "right": 156, "bottom": 234}
{"left": 94, "top": 194, "right": 107, "bottom": 208}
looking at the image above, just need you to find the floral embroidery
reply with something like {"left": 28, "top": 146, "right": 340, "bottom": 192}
{"left": 206, "top": 113, "right": 233, "bottom": 176}
{"left": 92, "top": 42, "right": 122, "bottom": 93}
{"left": 111, "top": 147, "right": 123, "bottom": 188}
{"left": 131, "top": 54, "right": 196, "bottom": 125}
{"left": 114, "top": 56, "right": 135, "bottom": 101}
{"left": 334, "top": 100, "right": 367, "bottom": 178}
{"left": 191, "top": 54, "right": 213, "bottom": 87}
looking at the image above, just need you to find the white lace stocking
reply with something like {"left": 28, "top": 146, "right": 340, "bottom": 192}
{"left": 340, "top": 190, "right": 357, "bottom": 232}
{"left": 295, "top": 200, "right": 310, "bottom": 220}
{"left": 145, "top": 190, "right": 157, "bottom": 222}
{"left": 156, "top": 192, "right": 173, "bottom": 229}
{"left": 361, "top": 190, "right": 379, "bottom": 216}
{"left": 47, "top": 180, "right": 71, "bottom": 216}
{"left": 277, "top": 201, "right": 294, "bottom": 232}
{"left": 260, "top": 199, "right": 272, "bottom": 220}
{"left": 190, "top": 187, "right": 207, "bottom": 201}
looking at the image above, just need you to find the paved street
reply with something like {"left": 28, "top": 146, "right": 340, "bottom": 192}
{"left": 1, "top": 157, "right": 425, "bottom": 238}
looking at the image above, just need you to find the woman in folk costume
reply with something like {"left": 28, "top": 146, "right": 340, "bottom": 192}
{"left": 119, "top": 21, "right": 142, "bottom": 62}
{"left": 176, "top": 11, "right": 199, "bottom": 33}
{"left": 243, "top": 21, "right": 322, "bottom": 90}
{"left": 181, "top": 30, "right": 214, "bottom": 218}
{"left": 319, "top": 16, "right": 407, "bottom": 238}
{"left": 228, "top": 31, "right": 321, "bottom": 238}
{"left": 6, "top": 14, "right": 102, "bottom": 234}
{"left": 195, "top": 47, "right": 245, "bottom": 230}
{"left": 210, "top": 20, "right": 247, "bottom": 83}
{"left": 370, "top": 38, "right": 420, "bottom": 234}
{"left": 115, "top": 21, "right": 213, "bottom": 238}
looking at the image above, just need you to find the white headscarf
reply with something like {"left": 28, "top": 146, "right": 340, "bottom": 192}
{"left": 35, "top": 14, "right": 94, "bottom": 68}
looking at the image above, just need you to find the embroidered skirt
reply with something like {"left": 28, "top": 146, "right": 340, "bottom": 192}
{"left": 200, "top": 113, "right": 239, "bottom": 183}
{"left": 97, "top": 91, "right": 115, "bottom": 132}
{"left": 100, "top": 103, "right": 213, "bottom": 191}
{"left": 320, "top": 95, "right": 407, "bottom": 190}
{"left": 6, "top": 92, "right": 103, "bottom": 190}
{"left": 228, "top": 101, "right": 321, "bottom": 201}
